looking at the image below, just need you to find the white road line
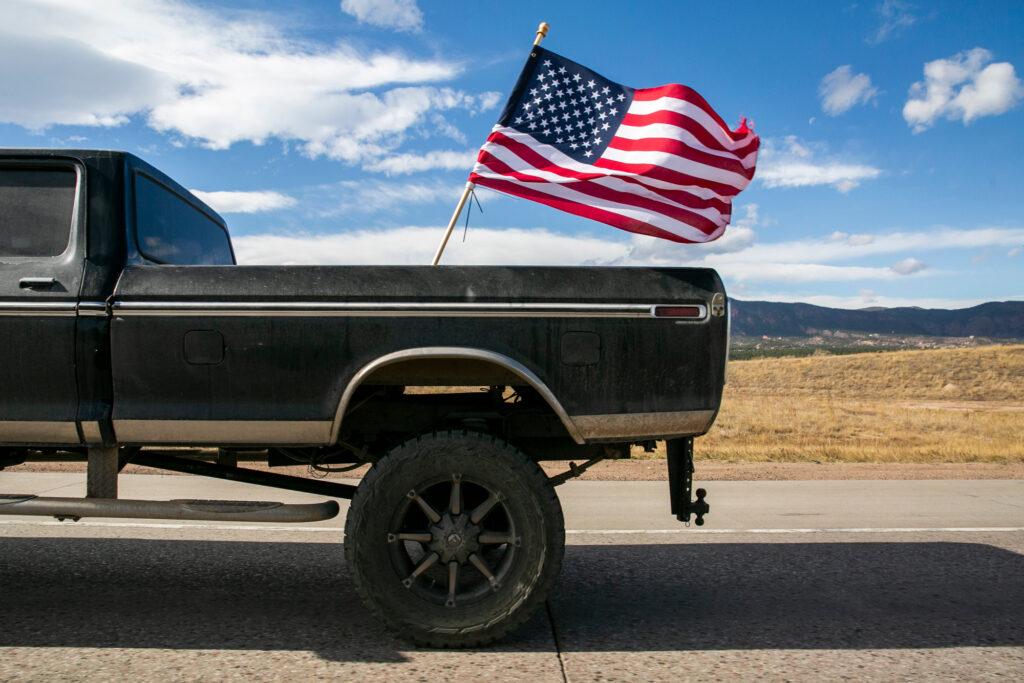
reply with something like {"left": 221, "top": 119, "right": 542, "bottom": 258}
{"left": 0, "top": 520, "right": 1022, "bottom": 534}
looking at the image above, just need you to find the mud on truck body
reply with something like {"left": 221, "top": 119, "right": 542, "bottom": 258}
{"left": 0, "top": 150, "right": 726, "bottom": 646}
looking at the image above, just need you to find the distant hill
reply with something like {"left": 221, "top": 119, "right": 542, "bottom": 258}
{"left": 730, "top": 300, "right": 1024, "bottom": 339}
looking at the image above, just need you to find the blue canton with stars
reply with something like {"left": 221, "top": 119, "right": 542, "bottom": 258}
{"left": 496, "top": 46, "right": 634, "bottom": 164}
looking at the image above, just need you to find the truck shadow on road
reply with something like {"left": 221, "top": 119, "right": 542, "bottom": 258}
{"left": 0, "top": 537, "right": 1020, "bottom": 659}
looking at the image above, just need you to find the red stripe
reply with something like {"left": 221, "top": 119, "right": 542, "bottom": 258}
{"left": 621, "top": 110, "right": 760, "bottom": 158}
{"left": 474, "top": 150, "right": 723, "bottom": 234}
{"left": 633, "top": 84, "right": 750, "bottom": 141}
{"left": 607, "top": 135, "right": 756, "bottom": 179}
{"left": 483, "top": 131, "right": 733, "bottom": 213}
{"left": 593, "top": 155, "right": 743, "bottom": 199}
{"left": 470, "top": 175, "right": 714, "bottom": 244}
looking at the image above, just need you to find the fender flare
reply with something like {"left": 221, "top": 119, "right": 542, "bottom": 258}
{"left": 330, "top": 346, "right": 585, "bottom": 445}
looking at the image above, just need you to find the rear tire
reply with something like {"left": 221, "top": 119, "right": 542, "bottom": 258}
{"left": 344, "top": 430, "right": 565, "bottom": 647}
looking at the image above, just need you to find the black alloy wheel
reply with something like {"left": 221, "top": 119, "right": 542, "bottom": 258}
{"left": 344, "top": 431, "right": 565, "bottom": 647}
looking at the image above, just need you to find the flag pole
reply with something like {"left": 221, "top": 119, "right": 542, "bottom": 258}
{"left": 430, "top": 21, "right": 550, "bottom": 266}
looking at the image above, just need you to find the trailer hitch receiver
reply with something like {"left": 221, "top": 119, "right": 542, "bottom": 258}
{"left": 666, "top": 437, "right": 710, "bottom": 525}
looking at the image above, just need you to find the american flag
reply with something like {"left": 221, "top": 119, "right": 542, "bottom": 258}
{"left": 469, "top": 47, "right": 759, "bottom": 244}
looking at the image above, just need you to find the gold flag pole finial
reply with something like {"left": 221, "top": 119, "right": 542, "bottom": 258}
{"left": 533, "top": 21, "right": 550, "bottom": 46}
{"left": 431, "top": 21, "right": 551, "bottom": 266}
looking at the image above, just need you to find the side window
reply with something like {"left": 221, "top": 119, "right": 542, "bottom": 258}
{"left": 135, "top": 174, "right": 234, "bottom": 265}
{"left": 0, "top": 166, "right": 76, "bottom": 258}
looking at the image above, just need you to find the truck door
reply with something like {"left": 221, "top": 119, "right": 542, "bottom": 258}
{"left": 0, "top": 160, "right": 85, "bottom": 445}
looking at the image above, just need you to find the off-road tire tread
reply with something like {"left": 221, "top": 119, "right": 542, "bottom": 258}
{"left": 344, "top": 430, "right": 564, "bottom": 648}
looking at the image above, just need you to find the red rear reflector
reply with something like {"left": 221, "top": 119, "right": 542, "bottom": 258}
{"left": 653, "top": 305, "right": 703, "bottom": 318}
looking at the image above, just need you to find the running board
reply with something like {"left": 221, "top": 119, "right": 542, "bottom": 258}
{"left": 0, "top": 494, "right": 339, "bottom": 523}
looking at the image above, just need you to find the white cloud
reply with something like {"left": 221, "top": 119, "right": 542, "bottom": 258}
{"left": 758, "top": 136, "right": 881, "bottom": 192}
{"left": 0, "top": 0, "right": 494, "bottom": 162}
{"left": 189, "top": 190, "right": 297, "bottom": 214}
{"left": 870, "top": 0, "right": 918, "bottom": 44}
{"left": 889, "top": 256, "right": 927, "bottom": 275}
{"left": 364, "top": 149, "right": 477, "bottom": 174}
{"left": 340, "top": 0, "right": 423, "bottom": 32}
{"left": 903, "top": 48, "right": 1024, "bottom": 132}
{"left": 233, "top": 226, "right": 625, "bottom": 266}
{"left": 323, "top": 179, "right": 465, "bottom": 214}
{"left": 820, "top": 65, "right": 879, "bottom": 115}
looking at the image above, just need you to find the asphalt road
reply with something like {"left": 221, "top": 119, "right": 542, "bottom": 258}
{"left": 1, "top": 472, "right": 1022, "bottom": 681}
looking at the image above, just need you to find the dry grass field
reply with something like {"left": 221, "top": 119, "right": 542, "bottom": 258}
{"left": 682, "top": 345, "right": 1024, "bottom": 463}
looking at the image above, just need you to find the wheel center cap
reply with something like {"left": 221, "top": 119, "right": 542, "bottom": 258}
{"left": 430, "top": 513, "right": 481, "bottom": 563}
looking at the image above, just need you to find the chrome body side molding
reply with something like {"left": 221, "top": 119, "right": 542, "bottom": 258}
{"left": 111, "top": 301, "right": 708, "bottom": 320}
{"left": 0, "top": 302, "right": 77, "bottom": 317}
{"left": 332, "top": 347, "right": 586, "bottom": 445}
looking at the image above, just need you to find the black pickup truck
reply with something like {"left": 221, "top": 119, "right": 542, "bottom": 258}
{"left": 0, "top": 149, "right": 727, "bottom": 646}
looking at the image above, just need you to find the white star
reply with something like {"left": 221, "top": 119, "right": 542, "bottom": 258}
{"left": 534, "top": 97, "right": 542, "bottom": 105}
{"left": 606, "top": 97, "right": 615, "bottom": 106}
{"left": 528, "top": 120, "right": 537, "bottom": 129}
{"left": 536, "top": 106, "right": 545, "bottom": 115}
{"left": 601, "top": 86, "right": 610, "bottom": 95}
{"left": 576, "top": 120, "right": 586, "bottom": 129}
{"left": 541, "top": 82, "right": 550, "bottom": 91}
{"left": 529, "top": 88, "right": 538, "bottom": 96}
{"left": 570, "top": 142, "right": 579, "bottom": 149}
{"left": 558, "top": 101, "right": 568, "bottom": 109}
{"left": 572, "top": 73, "right": 582, "bottom": 81}
{"left": 594, "top": 100, "right": 604, "bottom": 110}
{"left": 577, "top": 84, "right": 587, "bottom": 93}
{"left": 583, "top": 139, "right": 591, "bottom": 147}
{"left": 544, "top": 91, "right": 554, "bottom": 100}
{"left": 584, "top": 149, "right": 593, "bottom": 157}
{"left": 514, "top": 116, "right": 524, "bottom": 125}
{"left": 558, "top": 66, "right": 567, "bottom": 74}
{"left": 569, "top": 133, "right": 577, "bottom": 141}
{"left": 608, "top": 108, "right": 618, "bottom": 115}
{"left": 542, "top": 128, "right": 550, "bottom": 135}
{"left": 616, "top": 93, "right": 626, "bottom": 101}
{"left": 601, "top": 122, "right": 610, "bottom": 130}
{"left": 598, "top": 111, "right": 608, "bottom": 120}
{"left": 526, "top": 111, "right": 534, "bottom": 119}
{"left": 585, "top": 107, "right": 592, "bottom": 115}
{"left": 590, "top": 90, "right": 601, "bottom": 99}
{"left": 587, "top": 79, "right": 596, "bottom": 88}
{"left": 593, "top": 136, "right": 601, "bottom": 144}
{"left": 572, "top": 109, "right": 581, "bottom": 117}
{"left": 562, "top": 112, "right": 571, "bottom": 122}
{"left": 555, "top": 137, "right": 563, "bottom": 143}
{"left": 543, "top": 59, "right": 552, "bottom": 67}
{"left": 537, "top": 72, "right": 546, "bottom": 81}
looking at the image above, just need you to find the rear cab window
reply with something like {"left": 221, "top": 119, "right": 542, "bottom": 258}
{"left": 0, "top": 166, "right": 77, "bottom": 258}
{"left": 134, "top": 173, "right": 234, "bottom": 265}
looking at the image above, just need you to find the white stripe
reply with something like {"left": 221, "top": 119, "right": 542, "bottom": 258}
{"left": 613, "top": 121, "right": 758, "bottom": 169}
{"left": 479, "top": 141, "right": 727, "bottom": 224}
{"left": 481, "top": 127, "right": 729, "bottom": 201}
{"left": 1, "top": 520, "right": 1021, "bottom": 534}
{"left": 472, "top": 168, "right": 721, "bottom": 241}
{"left": 628, "top": 95, "right": 755, "bottom": 152}
{"left": 600, "top": 145, "right": 751, "bottom": 189}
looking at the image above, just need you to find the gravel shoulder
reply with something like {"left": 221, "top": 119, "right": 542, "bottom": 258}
{"left": 10, "top": 459, "right": 1024, "bottom": 481}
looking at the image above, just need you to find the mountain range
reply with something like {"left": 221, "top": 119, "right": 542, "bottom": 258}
{"left": 730, "top": 300, "right": 1024, "bottom": 339}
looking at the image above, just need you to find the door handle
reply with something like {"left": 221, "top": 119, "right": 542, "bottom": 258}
{"left": 19, "top": 277, "right": 57, "bottom": 289}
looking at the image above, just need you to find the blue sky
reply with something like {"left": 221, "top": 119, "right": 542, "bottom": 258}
{"left": 2, "top": 0, "right": 1022, "bottom": 308}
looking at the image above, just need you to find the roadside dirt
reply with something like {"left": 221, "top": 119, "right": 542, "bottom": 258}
{"left": 10, "top": 459, "right": 1024, "bottom": 481}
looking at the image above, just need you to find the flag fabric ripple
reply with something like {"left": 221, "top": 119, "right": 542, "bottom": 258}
{"left": 469, "top": 46, "right": 759, "bottom": 244}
